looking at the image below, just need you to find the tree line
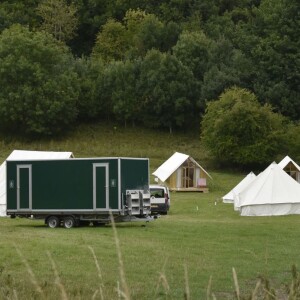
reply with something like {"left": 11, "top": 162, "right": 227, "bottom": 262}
{"left": 0, "top": 0, "right": 299, "bottom": 166}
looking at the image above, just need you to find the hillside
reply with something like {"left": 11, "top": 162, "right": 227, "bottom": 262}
{"left": 0, "top": 122, "right": 211, "bottom": 174}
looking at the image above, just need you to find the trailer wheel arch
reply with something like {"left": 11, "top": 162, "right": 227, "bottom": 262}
{"left": 46, "top": 216, "right": 60, "bottom": 228}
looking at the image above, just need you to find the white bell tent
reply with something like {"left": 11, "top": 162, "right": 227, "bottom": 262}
{"left": 235, "top": 162, "right": 300, "bottom": 216}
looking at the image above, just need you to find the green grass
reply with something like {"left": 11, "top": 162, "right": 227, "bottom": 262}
{"left": 1, "top": 187, "right": 300, "bottom": 299}
{"left": 1, "top": 123, "right": 300, "bottom": 299}
{"left": 0, "top": 122, "right": 210, "bottom": 173}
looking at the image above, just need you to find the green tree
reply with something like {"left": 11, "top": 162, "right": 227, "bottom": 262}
{"left": 92, "top": 9, "right": 177, "bottom": 62}
{"left": 201, "top": 38, "right": 253, "bottom": 102}
{"left": 160, "top": 21, "right": 181, "bottom": 52}
{"left": 92, "top": 19, "right": 127, "bottom": 62}
{"left": 69, "top": 0, "right": 113, "bottom": 55}
{"left": 235, "top": 0, "right": 300, "bottom": 119}
{"left": 173, "top": 31, "right": 252, "bottom": 112}
{"left": 75, "top": 57, "right": 106, "bottom": 120}
{"left": 139, "top": 50, "right": 199, "bottom": 133}
{"left": 0, "top": 0, "right": 39, "bottom": 33}
{"left": 282, "top": 123, "right": 300, "bottom": 164}
{"left": 106, "top": 60, "right": 141, "bottom": 126}
{"left": 201, "top": 87, "right": 287, "bottom": 167}
{"left": 37, "top": 0, "right": 78, "bottom": 42}
{"left": 0, "top": 25, "right": 79, "bottom": 136}
{"left": 125, "top": 9, "right": 164, "bottom": 58}
{"left": 173, "top": 30, "right": 213, "bottom": 81}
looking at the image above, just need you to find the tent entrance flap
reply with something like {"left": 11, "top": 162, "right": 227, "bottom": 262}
{"left": 182, "top": 166, "right": 195, "bottom": 188}
{"left": 182, "top": 159, "right": 196, "bottom": 188}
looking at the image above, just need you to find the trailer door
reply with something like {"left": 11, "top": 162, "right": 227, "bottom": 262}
{"left": 93, "top": 163, "right": 109, "bottom": 210}
{"left": 17, "top": 165, "right": 32, "bottom": 210}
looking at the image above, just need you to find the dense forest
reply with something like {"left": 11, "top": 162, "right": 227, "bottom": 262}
{"left": 0, "top": 0, "right": 299, "bottom": 165}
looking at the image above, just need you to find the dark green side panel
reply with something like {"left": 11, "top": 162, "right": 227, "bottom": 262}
{"left": 121, "top": 159, "right": 149, "bottom": 194}
{"left": 7, "top": 164, "right": 17, "bottom": 210}
{"left": 7, "top": 159, "right": 120, "bottom": 211}
{"left": 31, "top": 160, "right": 91, "bottom": 209}
{"left": 7, "top": 158, "right": 148, "bottom": 212}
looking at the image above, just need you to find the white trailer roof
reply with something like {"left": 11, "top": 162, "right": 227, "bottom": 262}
{"left": 6, "top": 150, "right": 74, "bottom": 160}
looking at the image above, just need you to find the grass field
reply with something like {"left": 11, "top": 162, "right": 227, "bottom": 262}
{"left": 1, "top": 123, "right": 300, "bottom": 299}
{"left": 0, "top": 122, "right": 211, "bottom": 175}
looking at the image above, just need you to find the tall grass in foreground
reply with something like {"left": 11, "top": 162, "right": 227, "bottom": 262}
{"left": 2, "top": 224, "right": 300, "bottom": 300}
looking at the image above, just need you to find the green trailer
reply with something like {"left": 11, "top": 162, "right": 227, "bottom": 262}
{"left": 6, "top": 157, "right": 152, "bottom": 228}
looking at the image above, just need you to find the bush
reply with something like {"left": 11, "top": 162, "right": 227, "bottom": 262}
{"left": 201, "top": 87, "right": 287, "bottom": 168}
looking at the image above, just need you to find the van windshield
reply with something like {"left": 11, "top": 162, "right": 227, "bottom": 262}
{"left": 150, "top": 189, "right": 164, "bottom": 198}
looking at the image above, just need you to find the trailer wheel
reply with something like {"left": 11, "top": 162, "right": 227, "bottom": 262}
{"left": 63, "top": 216, "right": 75, "bottom": 229}
{"left": 47, "top": 216, "right": 60, "bottom": 228}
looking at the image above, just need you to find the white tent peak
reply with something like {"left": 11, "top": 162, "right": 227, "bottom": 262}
{"left": 222, "top": 171, "right": 256, "bottom": 203}
{"left": 278, "top": 155, "right": 300, "bottom": 172}
{"left": 152, "top": 152, "right": 211, "bottom": 182}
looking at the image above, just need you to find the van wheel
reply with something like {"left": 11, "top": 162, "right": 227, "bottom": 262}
{"left": 63, "top": 216, "right": 75, "bottom": 229}
{"left": 47, "top": 216, "right": 60, "bottom": 228}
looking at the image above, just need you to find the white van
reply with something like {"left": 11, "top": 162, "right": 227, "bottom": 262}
{"left": 149, "top": 185, "right": 170, "bottom": 215}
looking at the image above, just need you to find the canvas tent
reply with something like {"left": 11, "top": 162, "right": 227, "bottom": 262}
{"left": 222, "top": 172, "right": 256, "bottom": 204}
{"left": 152, "top": 152, "right": 212, "bottom": 192}
{"left": 278, "top": 155, "right": 300, "bottom": 183}
{"left": 235, "top": 162, "right": 300, "bottom": 216}
{"left": 0, "top": 150, "right": 74, "bottom": 217}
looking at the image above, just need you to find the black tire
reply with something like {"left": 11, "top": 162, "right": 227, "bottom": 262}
{"left": 63, "top": 216, "right": 75, "bottom": 229}
{"left": 47, "top": 216, "right": 60, "bottom": 228}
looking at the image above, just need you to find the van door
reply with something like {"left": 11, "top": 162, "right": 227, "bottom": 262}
{"left": 17, "top": 165, "right": 32, "bottom": 210}
{"left": 93, "top": 163, "right": 109, "bottom": 210}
